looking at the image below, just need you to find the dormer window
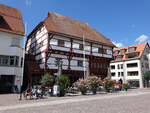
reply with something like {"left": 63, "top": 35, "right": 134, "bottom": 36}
{"left": 128, "top": 47, "right": 136, "bottom": 52}
{"left": 116, "top": 56, "right": 123, "bottom": 61}
{"left": 120, "top": 49, "right": 126, "bottom": 54}
{"left": 114, "top": 51, "right": 119, "bottom": 55}
{"left": 126, "top": 52, "right": 139, "bottom": 58}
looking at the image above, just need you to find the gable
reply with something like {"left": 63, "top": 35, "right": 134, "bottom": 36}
{"left": 0, "top": 16, "right": 11, "bottom": 30}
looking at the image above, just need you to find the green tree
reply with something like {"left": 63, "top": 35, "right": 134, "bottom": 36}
{"left": 56, "top": 75, "right": 70, "bottom": 96}
{"left": 41, "top": 73, "right": 54, "bottom": 87}
{"left": 144, "top": 71, "right": 150, "bottom": 87}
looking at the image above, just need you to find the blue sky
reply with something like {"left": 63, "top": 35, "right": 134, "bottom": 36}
{"left": 1, "top": 0, "right": 150, "bottom": 47}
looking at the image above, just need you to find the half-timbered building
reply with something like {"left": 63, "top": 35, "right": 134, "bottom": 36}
{"left": 25, "top": 12, "right": 115, "bottom": 85}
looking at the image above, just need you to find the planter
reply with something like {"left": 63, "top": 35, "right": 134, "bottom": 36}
{"left": 106, "top": 89, "right": 110, "bottom": 93}
{"left": 47, "top": 92, "right": 53, "bottom": 97}
{"left": 125, "top": 88, "right": 128, "bottom": 91}
{"left": 92, "top": 89, "right": 97, "bottom": 95}
{"left": 81, "top": 90, "right": 87, "bottom": 95}
{"left": 59, "top": 90, "right": 65, "bottom": 97}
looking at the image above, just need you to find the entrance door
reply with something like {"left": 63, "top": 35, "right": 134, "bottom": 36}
{"left": 0, "top": 75, "right": 15, "bottom": 94}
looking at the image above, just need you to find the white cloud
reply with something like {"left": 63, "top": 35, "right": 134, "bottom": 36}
{"left": 25, "top": 0, "right": 32, "bottom": 7}
{"left": 135, "top": 34, "right": 149, "bottom": 43}
{"left": 113, "top": 41, "right": 123, "bottom": 48}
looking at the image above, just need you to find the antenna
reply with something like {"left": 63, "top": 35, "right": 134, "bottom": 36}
{"left": 19, "top": 21, "right": 27, "bottom": 100}
{"left": 83, "top": 22, "right": 88, "bottom": 79}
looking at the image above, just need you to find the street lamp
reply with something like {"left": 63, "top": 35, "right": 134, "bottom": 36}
{"left": 55, "top": 58, "right": 63, "bottom": 76}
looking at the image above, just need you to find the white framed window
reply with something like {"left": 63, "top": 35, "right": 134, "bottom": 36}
{"left": 11, "top": 37, "right": 20, "bottom": 47}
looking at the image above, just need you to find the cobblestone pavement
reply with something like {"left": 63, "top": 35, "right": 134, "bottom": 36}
{"left": 0, "top": 88, "right": 150, "bottom": 113}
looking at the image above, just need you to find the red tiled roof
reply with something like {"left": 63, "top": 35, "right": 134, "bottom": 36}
{"left": 43, "top": 12, "right": 115, "bottom": 47}
{"left": 0, "top": 4, "right": 25, "bottom": 35}
{"left": 111, "top": 42, "right": 148, "bottom": 62}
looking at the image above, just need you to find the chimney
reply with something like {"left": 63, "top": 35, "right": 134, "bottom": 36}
{"left": 48, "top": 12, "right": 51, "bottom": 17}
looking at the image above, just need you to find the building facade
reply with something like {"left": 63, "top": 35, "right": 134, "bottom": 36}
{"left": 0, "top": 4, "right": 25, "bottom": 93}
{"left": 110, "top": 43, "right": 150, "bottom": 88}
{"left": 25, "top": 12, "right": 115, "bottom": 85}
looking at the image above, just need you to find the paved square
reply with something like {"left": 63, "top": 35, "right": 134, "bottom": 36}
{"left": 0, "top": 89, "right": 150, "bottom": 113}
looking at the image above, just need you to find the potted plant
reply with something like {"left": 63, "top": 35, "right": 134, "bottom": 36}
{"left": 40, "top": 73, "right": 54, "bottom": 96}
{"left": 74, "top": 79, "right": 88, "bottom": 95}
{"left": 87, "top": 76, "right": 102, "bottom": 94}
{"left": 123, "top": 83, "right": 129, "bottom": 91}
{"left": 56, "top": 75, "right": 70, "bottom": 96}
{"left": 144, "top": 71, "right": 150, "bottom": 87}
{"left": 41, "top": 73, "right": 54, "bottom": 87}
{"left": 103, "top": 78, "right": 115, "bottom": 92}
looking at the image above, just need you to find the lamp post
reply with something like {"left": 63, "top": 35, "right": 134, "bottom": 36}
{"left": 19, "top": 22, "right": 27, "bottom": 100}
{"left": 55, "top": 58, "right": 63, "bottom": 76}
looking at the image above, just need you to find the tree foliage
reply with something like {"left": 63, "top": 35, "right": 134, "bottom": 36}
{"left": 144, "top": 71, "right": 150, "bottom": 81}
{"left": 144, "top": 71, "right": 150, "bottom": 87}
{"left": 56, "top": 75, "right": 70, "bottom": 90}
{"left": 41, "top": 73, "right": 54, "bottom": 87}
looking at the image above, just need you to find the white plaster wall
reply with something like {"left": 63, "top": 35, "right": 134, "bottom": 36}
{"left": 46, "top": 54, "right": 89, "bottom": 71}
{"left": 110, "top": 59, "right": 143, "bottom": 88}
{"left": 0, "top": 31, "right": 24, "bottom": 89}
{"left": 50, "top": 35, "right": 113, "bottom": 58}
{"left": 110, "top": 62, "right": 124, "bottom": 81}
{"left": 26, "top": 26, "right": 48, "bottom": 55}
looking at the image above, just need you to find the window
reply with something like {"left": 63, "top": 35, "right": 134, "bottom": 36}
{"left": 121, "top": 72, "right": 124, "bottom": 76}
{"left": 111, "top": 65, "right": 115, "bottom": 69}
{"left": 103, "top": 49, "right": 107, "bottom": 54}
{"left": 145, "top": 63, "right": 149, "bottom": 69}
{"left": 0, "top": 56, "right": 20, "bottom": 66}
{"left": 58, "top": 40, "right": 64, "bottom": 46}
{"left": 120, "top": 49, "right": 126, "bottom": 54}
{"left": 15, "top": 56, "right": 19, "bottom": 66}
{"left": 98, "top": 48, "right": 103, "bottom": 53}
{"left": 116, "top": 56, "right": 123, "bottom": 61}
{"left": 118, "top": 72, "right": 120, "bottom": 77}
{"left": 2, "top": 56, "right": 9, "bottom": 65}
{"left": 127, "top": 71, "right": 138, "bottom": 76}
{"left": 79, "top": 44, "right": 83, "bottom": 50}
{"left": 144, "top": 55, "right": 148, "bottom": 61}
{"left": 11, "top": 37, "right": 20, "bottom": 47}
{"left": 39, "top": 42, "right": 43, "bottom": 48}
{"left": 114, "top": 51, "right": 119, "bottom": 55}
{"left": 126, "top": 53, "right": 139, "bottom": 58}
{"left": 10, "top": 56, "right": 15, "bottom": 66}
{"left": 107, "top": 49, "right": 112, "bottom": 55}
{"left": 128, "top": 47, "right": 136, "bottom": 52}
{"left": 127, "top": 63, "right": 138, "bottom": 68}
{"left": 77, "top": 60, "right": 83, "bottom": 67}
{"left": 121, "top": 64, "right": 123, "bottom": 69}
{"left": 117, "top": 64, "right": 120, "bottom": 69}
{"left": 111, "top": 73, "right": 115, "bottom": 77}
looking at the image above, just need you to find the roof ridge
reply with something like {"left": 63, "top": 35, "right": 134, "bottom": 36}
{"left": 45, "top": 12, "right": 115, "bottom": 47}
{"left": 114, "top": 42, "right": 147, "bottom": 50}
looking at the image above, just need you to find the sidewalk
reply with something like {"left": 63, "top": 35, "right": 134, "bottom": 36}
{"left": 0, "top": 88, "right": 149, "bottom": 107}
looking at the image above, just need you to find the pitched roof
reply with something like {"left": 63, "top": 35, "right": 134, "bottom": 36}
{"left": 0, "top": 4, "right": 25, "bottom": 35}
{"left": 43, "top": 12, "right": 115, "bottom": 47}
{"left": 111, "top": 42, "right": 148, "bottom": 62}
